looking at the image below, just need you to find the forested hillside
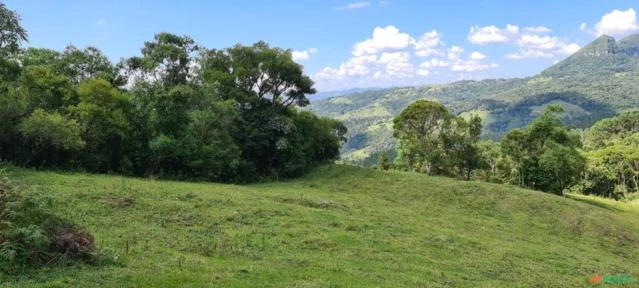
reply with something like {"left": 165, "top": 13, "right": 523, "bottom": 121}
{"left": 310, "top": 34, "right": 639, "bottom": 165}
{"left": 0, "top": 3, "right": 346, "bottom": 182}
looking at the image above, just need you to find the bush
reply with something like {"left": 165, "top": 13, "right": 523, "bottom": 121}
{"left": 0, "top": 170, "right": 95, "bottom": 272}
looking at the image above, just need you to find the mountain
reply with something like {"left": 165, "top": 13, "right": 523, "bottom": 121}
{"left": 310, "top": 34, "right": 639, "bottom": 165}
{"left": 310, "top": 87, "right": 382, "bottom": 102}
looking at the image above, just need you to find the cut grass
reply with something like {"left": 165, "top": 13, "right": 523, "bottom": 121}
{"left": 1, "top": 165, "right": 638, "bottom": 287}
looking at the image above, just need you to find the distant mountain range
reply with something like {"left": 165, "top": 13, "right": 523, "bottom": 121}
{"left": 310, "top": 34, "right": 639, "bottom": 166}
{"left": 310, "top": 87, "right": 384, "bottom": 101}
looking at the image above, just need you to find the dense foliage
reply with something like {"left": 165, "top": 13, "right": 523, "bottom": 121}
{"left": 393, "top": 100, "right": 482, "bottom": 180}
{"left": 0, "top": 3, "right": 346, "bottom": 182}
{"left": 573, "top": 111, "right": 639, "bottom": 199}
{"left": 390, "top": 99, "right": 639, "bottom": 199}
{"left": 391, "top": 101, "right": 586, "bottom": 194}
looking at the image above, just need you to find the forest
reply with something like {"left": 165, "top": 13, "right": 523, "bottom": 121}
{"left": 0, "top": 3, "right": 346, "bottom": 183}
{"left": 385, "top": 99, "right": 639, "bottom": 200}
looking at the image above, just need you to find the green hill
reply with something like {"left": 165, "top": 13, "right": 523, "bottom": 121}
{"left": 310, "top": 34, "right": 639, "bottom": 165}
{"left": 2, "top": 165, "right": 638, "bottom": 287}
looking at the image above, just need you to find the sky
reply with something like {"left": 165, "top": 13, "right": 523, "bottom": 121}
{"left": 4, "top": 0, "right": 639, "bottom": 92}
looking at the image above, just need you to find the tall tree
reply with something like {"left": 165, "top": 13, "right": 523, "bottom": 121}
{"left": 0, "top": 2, "right": 27, "bottom": 56}
{"left": 200, "top": 41, "right": 315, "bottom": 108}
{"left": 502, "top": 105, "right": 585, "bottom": 194}
{"left": 125, "top": 33, "right": 198, "bottom": 87}
{"left": 393, "top": 100, "right": 450, "bottom": 173}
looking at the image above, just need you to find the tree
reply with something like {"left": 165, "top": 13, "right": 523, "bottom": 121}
{"left": 200, "top": 41, "right": 315, "bottom": 108}
{"left": 19, "top": 66, "right": 73, "bottom": 112}
{"left": 377, "top": 153, "right": 390, "bottom": 170}
{"left": 440, "top": 116, "right": 483, "bottom": 180}
{"left": 393, "top": 100, "right": 450, "bottom": 173}
{"left": 69, "top": 79, "right": 132, "bottom": 172}
{"left": 18, "top": 109, "right": 85, "bottom": 166}
{"left": 0, "top": 2, "right": 28, "bottom": 56}
{"left": 502, "top": 105, "right": 585, "bottom": 193}
{"left": 124, "top": 33, "right": 198, "bottom": 87}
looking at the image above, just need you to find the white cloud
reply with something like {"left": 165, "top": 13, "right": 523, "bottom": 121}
{"left": 291, "top": 48, "right": 317, "bottom": 61}
{"left": 468, "top": 25, "right": 511, "bottom": 44}
{"left": 315, "top": 26, "right": 498, "bottom": 90}
{"left": 517, "top": 35, "right": 560, "bottom": 50}
{"left": 467, "top": 23, "right": 580, "bottom": 59}
{"left": 470, "top": 51, "right": 487, "bottom": 60}
{"left": 580, "top": 22, "right": 588, "bottom": 31}
{"left": 413, "top": 30, "right": 444, "bottom": 57}
{"left": 506, "top": 24, "right": 520, "bottom": 34}
{"left": 505, "top": 50, "right": 554, "bottom": 59}
{"left": 353, "top": 25, "right": 413, "bottom": 56}
{"left": 447, "top": 46, "right": 464, "bottom": 60}
{"left": 378, "top": 51, "right": 414, "bottom": 77}
{"left": 335, "top": 1, "right": 371, "bottom": 10}
{"left": 316, "top": 54, "right": 376, "bottom": 78}
{"left": 451, "top": 60, "right": 498, "bottom": 72}
{"left": 419, "top": 59, "right": 450, "bottom": 68}
{"left": 524, "top": 26, "right": 551, "bottom": 34}
{"left": 416, "top": 68, "right": 430, "bottom": 76}
{"left": 593, "top": 8, "right": 639, "bottom": 37}
{"left": 561, "top": 43, "right": 581, "bottom": 55}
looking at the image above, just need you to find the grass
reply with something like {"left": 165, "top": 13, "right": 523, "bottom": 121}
{"left": 1, "top": 164, "right": 639, "bottom": 287}
{"left": 565, "top": 193, "right": 639, "bottom": 214}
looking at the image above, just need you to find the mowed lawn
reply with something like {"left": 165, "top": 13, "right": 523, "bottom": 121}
{"left": 2, "top": 165, "right": 639, "bottom": 287}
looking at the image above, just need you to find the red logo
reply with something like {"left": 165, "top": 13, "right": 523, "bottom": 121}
{"left": 589, "top": 274, "right": 603, "bottom": 284}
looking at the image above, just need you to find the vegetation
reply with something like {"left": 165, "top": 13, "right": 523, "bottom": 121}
{"left": 0, "top": 170, "right": 95, "bottom": 274}
{"left": 310, "top": 34, "right": 639, "bottom": 165}
{"left": 393, "top": 100, "right": 482, "bottom": 180}
{"left": 0, "top": 3, "right": 345, "bottom": 182}
{"left": 571, "top": 111, "right": 639, "bottom": 199}
{"left": 3, "top": 2, "right": 639, "bottom": 286}
{"left": 1, "top": 165, "right": 639, "bottom": 287}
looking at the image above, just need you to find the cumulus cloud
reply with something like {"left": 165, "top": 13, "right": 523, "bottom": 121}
{"left": 467, "top": 23, "right": 580, "bottom": 59}
{"left": 447, "top": 46, "right": 464, "bottom": 60}
{"left": 468, "top": 25, "right": 511, "bottom": 44}
{"left": 353, "top": 25, "right": 413, "bottom": 56}
{"left": 315, "top": 26, "right": 498, "bottom": 90}
{"left": 524, "top": 26, "right": 551, "bottom": 34}
{"left": 291, "top": 48, "right": 317, "bottom": 61}
{"left": 470, "top": 51, "right": 487, "bottom": 60}
{"left": 413, "top": 30, "right": 444, "bottom": 57}
{"left": 335, "top": 1, "right": 371, "bottom": 10}
{"left": 378, "top": 52, "right": 414, "bottom": 77}
{"left": 451, "top": 61, "right": 498, "bottom": 72}
{"left": 592, "top": 8, "right": 639, "bottom": 37}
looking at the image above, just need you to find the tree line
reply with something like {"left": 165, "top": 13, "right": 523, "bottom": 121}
{"left": 0, "top": 3, "right": 346, "bottom": 182}
{"left": 384, "top": 99, "right": 639, "bottom": 200}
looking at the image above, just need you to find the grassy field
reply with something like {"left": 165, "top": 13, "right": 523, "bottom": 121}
{"left": 1, "top": 165, "right": 639, "bottom": 287}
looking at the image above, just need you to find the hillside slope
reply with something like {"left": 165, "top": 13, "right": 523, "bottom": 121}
{"left": 2, "top": 165, "right": 639, "bottom": 287}
{"left": 310, "top": 34, "right": 639, "bottom": 165}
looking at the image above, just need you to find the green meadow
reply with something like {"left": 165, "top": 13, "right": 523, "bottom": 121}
{"left": 2, "top": 165, "right": 638, "bottom": 287}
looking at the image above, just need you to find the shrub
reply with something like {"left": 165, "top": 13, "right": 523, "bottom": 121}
{"left": 0, "top": 170, "right": 95, "bottom": 272}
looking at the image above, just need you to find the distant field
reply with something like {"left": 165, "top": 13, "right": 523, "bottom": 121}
{"left": 2, "top": 165, "right": 639, "bottom": 287}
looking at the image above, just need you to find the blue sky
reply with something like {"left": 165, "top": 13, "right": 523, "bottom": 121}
{"left": 4, "top": 0, "right": 639, "bottom": 91}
